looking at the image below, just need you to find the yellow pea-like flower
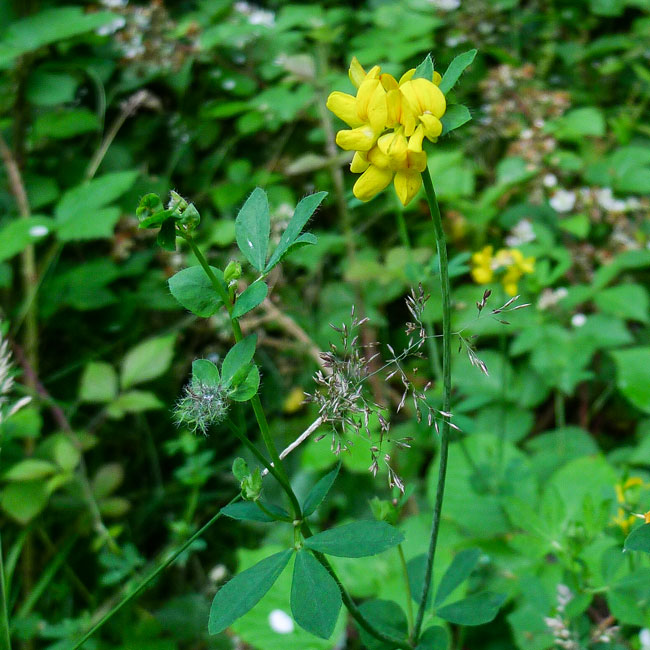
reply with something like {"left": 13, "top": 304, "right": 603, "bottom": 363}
{"left": 327, "top": 57, "right": 449, "bottom": 206}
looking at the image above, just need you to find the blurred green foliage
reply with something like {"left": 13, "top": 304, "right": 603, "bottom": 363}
{"left": 1, "top": 0, "right": 650, "bottom": 648}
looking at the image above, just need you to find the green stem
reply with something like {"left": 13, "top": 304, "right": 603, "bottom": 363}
{"left": 398, "top": 544, "right": 414, "bottom": 634}
{"left": 412, "top": 169, "right": 452, "bottom": 643}
{"left": 0, "top": 532, "right": 11, "bottom": 650}
{"left": 185, "top": 233, "right": 401, "bottom": 647}
{"left": 70, "top": 496, "right": 241, "bottom": 650}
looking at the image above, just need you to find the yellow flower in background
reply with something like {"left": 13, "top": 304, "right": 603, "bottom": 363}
{"left": 471, "top": 246, "right": 535, "bottom": 296}
{"left": 326, "top": 57, "right": 447, "bottom": 206}
{"left": 612, "top": 477, "right": 647, "bottom": 534}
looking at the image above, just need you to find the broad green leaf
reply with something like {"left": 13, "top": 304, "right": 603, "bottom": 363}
{"left": 168, "top": 266, "right": 225, "bottom": 317}
{"left": 106, "top": 391, "right": 164, "bottom": 418}
{"left": 79, "top": 362, "right": 118, "bottom": 403}
{"left": 413, "top": 53, "right": 434, "bottom": 80}
{"left": 624, "top": 524, "right": 650, "bottom": 552}
{"left": 436, "top": 592, "right": 505, "bottom": 625}
{"left": 221, "top": 501, "right": 290, "bottom": 523}
{"left": 33, "top": 108, "right": 99, "bottom": 139}
{"left": 407, "top": 554, "right": 432, "bottom": 607}
{"left": 303, "top": 521, "right": 404, "bottom": 557}
{"left": 303, "top": 463, "right": 340, "bottom": 517}
{"left": 157, "top": 218, "right": 177, "bottom": 251}
{"left": 611, "top": 347, "right": 650, "bottom": 414}
{"left": 0, "top": 217, "right": 53, "bottom": 262}
{"left": 92, "top": 464, "right": 124, "bottom": 499}
{"left": 441, "top": 105, "right": 471, "bottom": 136}
{"left": 416, "top": 626, "right": 449, "bottom": 650}
{"left": 26, "top": 70, "right": 79, "bottom": 106}
{"left": 435, "top": 548, "right": 481, "bottom": 606}
{"left": 0, "top": 7, "right": 118, "bottom": 67}
{"left": 208, "top": 549, "right": 293, "bottom": 635}
{"left": 235, "top": 188, "right": 270, "bottom": 271}
{"left": 55, "top": 171, "right": 138, "bottom": 222}
{"left": 232, "top": 281, "right": 268, "bottom": 319}
{"left": 548, "top": 107, "right": 605, "bottom": 140}
{"left": 192, "top": 359, "right": 220, "bottom": 387}
{"left": 229, "top": 364, "right": 260, "bottom": 402}
{"left": 265, "top": 192, "right": 326, "bottom": 272}
{"left": 594, "top": 284, "right": 649, "bottom": 323}
{"left": 57, "top": 207, "right": 121, "bottom": 241}
{"left": 222, "top": 335, "right": 257, "bottom": 387}
{"left": 3, "top": 459, "right": 57, "bottom": 482}
{"left": 39, "top": 434, "right": 80, "bottom": 472}
{"left": 1, "top": 480, "right": 49, "bottom": 524}
{"left": 121, "top": 335, "right": 176, "bottom": 389}
{"left": 357, "top": 599, "right": 407, "bottom": 650}
{"left": 439, "top": 49, "right": 477, "bottom": 95}
{"left": 291, "top": 550, "right": 341, "bottom": 639}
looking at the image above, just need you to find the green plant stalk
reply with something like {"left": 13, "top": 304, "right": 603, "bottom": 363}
{"left": 70, "top": 496, "right": 240, "bottom": 650}
{"left": 398, "top": 544, "right": 414, "bottom": 634}
{"left": 0, "top": 533, "right": 11, "bottom": 650}
{"left": 186, "top": 233, "right": 404, "bottom": 647}
{"left": 412, "top": 169, "right": 452, "bottom": 643}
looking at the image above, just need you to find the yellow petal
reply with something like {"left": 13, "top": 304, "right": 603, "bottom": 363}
{"left": 406, "top": 150, "right": 427, "bottom": 172}
{"left": 399, "top": 81, "right": 421, "bottom": 115}
{"left": 408, "top": 125, "right": 425, "bottom": 152}
{"left": 433, "top": 71, "right": 442, "bottom": 85}
{"left": 412, "top": 78, "right": 446, "bottom": 118}
{"left": 366, "top": 65, "right": 381, "bottom": 80}
{"left": 326, "top": 91, "right": 364, "bottom": 128}
{"left": 380, "top": 73, "right": 398, "bottom": 91}
{"left": 624, "top": 477, "right": 644, "bottom": 489}
{"left": 420, "top": 113, "right": 443, "bottom": 140}
{"left": 367, "top": 83, "right": 388, "bottom": 133}
{"left": 350, "top": 151, "right": 370, "bottom": 173}
{"left": 399, "top": 68, "right": 416, "bottom": 85}
{"left": 367, "top": 144, "right": 391, "bottom": 170}
{"left": 471, "top": 267, "right": 493, "bottom": 284}
{"left": 353, "top": 165, "right": 394, "bottom": 202}
{"left": 615, "top": 484, "right": 626, "bottom": 503}
{"left": 503, "top": 281, "right": 518, "bottom": 296}
{"left": 349, "top": 57, "right": 366, "bottom": 89}
{"left": 384, "top": 132, "right": 408, "bottom": 167}
{"left": 356, "top": 78, "right": 379, "bottom": 121}
{"left": 336, "top": 126, "right": 376, "bottom": 151}
{"left": 394, "top": 170, "right": 422, "bottom": 206}
{"left": 386, "top": 89, "right": 402, "bottom": 127}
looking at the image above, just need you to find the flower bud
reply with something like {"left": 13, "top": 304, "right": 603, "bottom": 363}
{"left": 224, "top": 260, "right": 242, "bottom": 285}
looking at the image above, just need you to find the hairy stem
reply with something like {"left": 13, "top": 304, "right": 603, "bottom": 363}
{"left": 412, "top": 169, "right": 452, "bottom": 642}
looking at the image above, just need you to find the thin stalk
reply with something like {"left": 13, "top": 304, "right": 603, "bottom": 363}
{"left": 0, "top": 533, "right": 11, "bottom": 650}
{"left": 186, "top": 234, "right": 400, "bottom": 647}
{"left": 398, "top": 544, "right": 414, "bottom": 633}
{"left": 70, "top": 496, "right": 241, "bottom": 650}
{"left": 412, "top": 169, "right": 452, "bottom": 643}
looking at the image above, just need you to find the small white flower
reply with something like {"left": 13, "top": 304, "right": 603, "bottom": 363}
{"left": 538, "top": 287, "right": 568, "bottom": 310}
{"left": 550, "top": 189, "right": 576, "bottom": 213}
{"left": 222, "top": 79, "right": 236, "bottom": 90}
{"left": 505, "top": 218, "right": 536, "bottom": 247}
{"left": 29, "top": 225, "right": 49, "bottom": 238}
{"left": 543, "top": 173, "right": 558, "bottom": 188}
{"left": 595, "top": 187, "right": 627, "bottom": 212}
{"left": 209, "top": 564, "right": 227, "bottom": 583}
{"left": 534, "top": 118, "right": 545, "bottom": 129}
{"left": 639, "top": 628, "right": 650, "bottom": 650}
{"left": 96, "top": 16, "right": 126, "bottom": 36}
{"left": 520, "top": 128, "right": 534, "bottom": 140}
{"left": 269, "top": 609, "right": 294, "bottom": 634}
{"left": 427, "top": 0, "right": 461, "bottom": 9}
{"left": 571, "top": 313, "right": 587, "bottom": 328}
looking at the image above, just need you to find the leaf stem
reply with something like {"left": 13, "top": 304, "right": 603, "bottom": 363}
{"left": 412, "top": 168, "right": 452, "bottom": 643}
{"left": 185, "top": 232, "right": 405, "bottom": 647}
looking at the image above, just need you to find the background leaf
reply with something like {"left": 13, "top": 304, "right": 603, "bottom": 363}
{"left": 304, "top": 521, "right": 404, "bottom": 557}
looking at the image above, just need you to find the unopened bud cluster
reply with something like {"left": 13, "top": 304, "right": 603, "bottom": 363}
{"left": 174, "top": 380, "right": 229, "bottom": 436}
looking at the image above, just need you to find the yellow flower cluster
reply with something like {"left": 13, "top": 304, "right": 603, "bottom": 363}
{"left": 612, "top": 477, "right": 650, "bottom": 535}
{"left": 471, "top": 245, "right": 535, "bottom": 296}
{"left": 326, "top": 58, "right": 446, "bottom": 206}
